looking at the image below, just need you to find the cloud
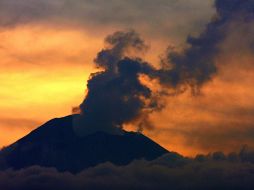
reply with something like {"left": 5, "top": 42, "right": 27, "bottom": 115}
{"left": 75, "top": 30, "right": 160, "bottom": 135}
{"left": 0, "top": 0, "right": 214, "bottom": 41}
{"left": 1, "top": 151, "right": 254, "bottom": 190}
{"left": 159, "top": 0, "right": 254, "bottom": 88}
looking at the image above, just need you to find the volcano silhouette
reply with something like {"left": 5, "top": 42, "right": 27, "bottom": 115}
{"left": 0, "top": 115, "right": 169, "bottom": 173}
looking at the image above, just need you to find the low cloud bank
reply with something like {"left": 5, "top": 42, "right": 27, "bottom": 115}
{"left": 1, "top": 148, "right": 254, "bottom": 190}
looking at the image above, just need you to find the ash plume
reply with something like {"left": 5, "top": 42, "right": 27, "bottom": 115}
{"left": 159, "top": 0, "right": 254, "bottom": 90}
{"left": 75, "top": 0, "right": 254, "bottom": 135}
{"left": 73, "top": 24, "right": 218, "bottom": 134}
{"left": 74, "top": 31, "right": 159, "bottom": 135}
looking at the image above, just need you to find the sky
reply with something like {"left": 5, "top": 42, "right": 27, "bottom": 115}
{"left": 0, "top": 0, "right": 254, "bottom": 157}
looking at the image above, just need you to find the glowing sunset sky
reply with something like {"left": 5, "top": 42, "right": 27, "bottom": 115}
{"left": 1, "top": 0, "right": 254, "bottom": 157}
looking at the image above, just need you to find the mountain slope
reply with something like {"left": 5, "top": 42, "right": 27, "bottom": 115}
{"left": 0, "top": 115, "right": 169, "bottom": 173}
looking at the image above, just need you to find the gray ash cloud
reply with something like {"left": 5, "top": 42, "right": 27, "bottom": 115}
{"left": 75, "top": 0, "right": 254, "bottom": 134}
{"left": 75, "top": 31, "right": 159, "bottom": 135}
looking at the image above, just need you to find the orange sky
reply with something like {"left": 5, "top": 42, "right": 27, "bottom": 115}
{"left": 1, "top": 8, "right": 254, "bottom": 157}
{"left": 0, "top": 25, "right": 166, "bottom": 147}
{"left": 0, "top": 25, "right": 165, "bottom": 148}
{"left": 0, "top": 26, "right": 97, "bottom": 147}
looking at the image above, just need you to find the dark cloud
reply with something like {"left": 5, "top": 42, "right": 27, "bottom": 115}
{"left": 159, "top": 0, "right": 254, "bottom": 89}
{"left": 0, "top": 0, "right": 214, "bottom": 40}
{"left": 75, "top": 30, "right": 159, "bottom": 135}
{"left": 2, "top": 151, "right": 254, "bottom": 190}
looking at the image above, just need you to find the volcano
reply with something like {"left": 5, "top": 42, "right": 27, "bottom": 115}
{"left": 0, "top": 115, "right": 169, "bottom": 173}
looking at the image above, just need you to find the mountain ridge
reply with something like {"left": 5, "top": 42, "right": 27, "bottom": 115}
{"left": 0, "top": 115, "right": 169, "bottom": 173}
